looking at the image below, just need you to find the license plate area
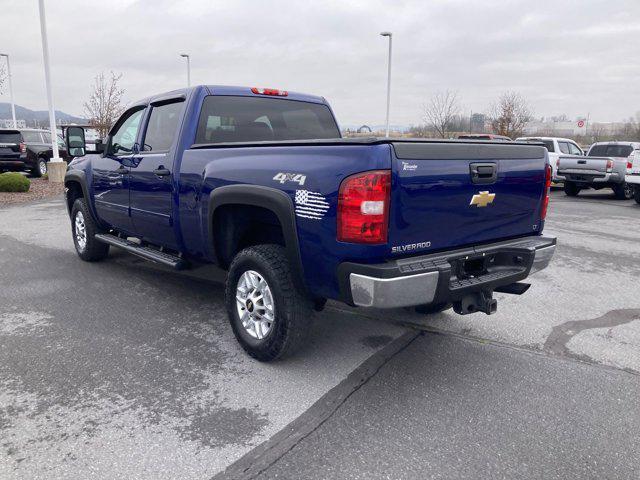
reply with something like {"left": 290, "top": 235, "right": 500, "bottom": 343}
{"left": 451, "top": 251, "right": 527, "bottom": 282}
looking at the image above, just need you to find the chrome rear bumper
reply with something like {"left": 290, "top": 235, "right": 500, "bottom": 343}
{"left": 344, "top": 236, "right": 556, "bottom": 309}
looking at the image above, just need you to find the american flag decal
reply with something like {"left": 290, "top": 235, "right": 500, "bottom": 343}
{"left": 294, "top": 190, "right": 330, "bottom": 220}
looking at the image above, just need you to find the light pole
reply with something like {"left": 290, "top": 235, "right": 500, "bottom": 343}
{"left": 0, "top": 54, "right": 17, "bottom": 128}
{"left": 180, "top": 53, "right": 191, "bottom": 87}
{"left": 380, "top": 31, "right": 392, "bottom": 137}
{"left": 37, "top": 0, "right": 60, "bottom": 162}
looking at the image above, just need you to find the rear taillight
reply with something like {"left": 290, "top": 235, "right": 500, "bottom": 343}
{"left": 251, "top": 87, "right": 288, "bottom": 96}
{"left": 337, "top": 170, "right": 391, "bottom": 244}
{"left": 19, "top": 142, "right": 26, "bottom": 153}
{"left": 541, "top": 164, "right": 551, "bottom": 221}
{"left": 606, "top": 159, "right": 613, "bottom": 172}
{"left": 627, "top": 160, "right": 633, "bottom": 170}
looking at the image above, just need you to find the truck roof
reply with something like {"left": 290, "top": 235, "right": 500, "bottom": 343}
{"left": 130, "top": 85, "right": 328, "bottom": 109}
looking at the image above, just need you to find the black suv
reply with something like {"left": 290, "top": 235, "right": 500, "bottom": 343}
{"left": 0, "top": 128, "right": 70, "bottom": 177}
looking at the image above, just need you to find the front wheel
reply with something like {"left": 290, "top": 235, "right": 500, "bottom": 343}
{"left": 71, "top": 198, "right": 110, "bottom": 261}
{"left": 225, "top": 245, "right": 313, "bottom": 361}
{"left": 564, "top": 181, "right": 580, "bottom": 197}
{"left": 634, "top": 186, "right": 640, "bottom": 205}
{"left": 613, "top": 182, "right": 634, "bottom": 200}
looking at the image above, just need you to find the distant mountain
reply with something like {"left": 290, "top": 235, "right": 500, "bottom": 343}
{"left": 0, "top": 102, "right": 86, "bottom": 127}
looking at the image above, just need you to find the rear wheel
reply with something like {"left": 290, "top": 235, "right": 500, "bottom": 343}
{"left": 634, "top": 186, "right": 640, "bottom": 205}
{"left": 613, "top": 182, "right": 634, "bottom": 200}
{"left": 564, "top": 181, "right": 580, "bottom": 197}
{"left": 225, "top": 244, "right": 313, "bottom": 361}
{"left": 31, "top": 158, "right": 47, "bottom": 178}
{"left": 71, "top": 198, "right": 110, "bottom": 261}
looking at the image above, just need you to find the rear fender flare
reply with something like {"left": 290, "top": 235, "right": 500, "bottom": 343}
{"left": 208, "top": 184, "right": 306, "bottom": 294}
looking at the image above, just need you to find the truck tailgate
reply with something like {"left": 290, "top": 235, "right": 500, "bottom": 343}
{"left": 389, "top": 142, "right": 547, "bottom": 253}
{"left": 558, "top": 155, "right": 609, "bottom": 174}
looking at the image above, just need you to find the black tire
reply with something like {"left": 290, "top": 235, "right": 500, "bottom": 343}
{"left": 564, "top": 181, "right": 580, "bottom": 197}
{"left": 71, "top": 198, "right": 110, "bottom": 262}
{"left": 225, "top": 244, "right": 313, "bottom": 361}
{"left": 414, "top": 302, "right": 452, "bottom": 315}
{"left": 634, "top": 186, "right": 640, "bottom": 205}
{"left": 613, "top": 182, "right": 634, "bottom": 200}
{"left": 31, "top": 158, "right": 47, "bottom": 178}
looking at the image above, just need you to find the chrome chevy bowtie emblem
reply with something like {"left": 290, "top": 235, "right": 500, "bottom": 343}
{"left": 470, "top": 191, "right": 496, "bottom": 207}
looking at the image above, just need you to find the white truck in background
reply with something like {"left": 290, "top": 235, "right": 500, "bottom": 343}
{"left": 625, "top": 144, "right": 640, "bottom": 204}
{"left": 515, "top": 137, "right": 583, "bottom": 183}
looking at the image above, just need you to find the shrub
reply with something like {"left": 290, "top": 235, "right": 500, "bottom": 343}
{"left": 0, "top": 172, "right": 31, "bottom": 192}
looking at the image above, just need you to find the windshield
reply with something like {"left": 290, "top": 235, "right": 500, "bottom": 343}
{"left": 195, "top": 96, "right": 340, "bottom": 144}
{"left": 588, "top": 144, "right": 634, "bottom": 157}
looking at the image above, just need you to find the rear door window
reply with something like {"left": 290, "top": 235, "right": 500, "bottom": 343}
{"left": 568, "top": 143, "right": 582, "bottom": 155}
{"left": 195, "top": 95, "right": 340, "bottom": 144}
{"left": 558, "top": 142, "right": 571, "bottom": 154}
{"left": 22, "top": 131, "right": 43, "bottom": 143}
{"left": 142, "top": 100, "right": 184, "bottom": 152}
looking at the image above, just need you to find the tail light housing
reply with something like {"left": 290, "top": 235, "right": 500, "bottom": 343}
{"left": 541, "top": 163, "right": 551, "bottom": 221}
{"left": 606, "top": 159, "right": 613, "bottom": 172}
{"left": 19, "top": 142, "right": 26, "bottom": 153}
{"left": 251, "top": 87, "right": 288, "bottom": 96}
{"left": 337, "top": 170, "right": 391, "bottom": 244}
{"left": 627, "top": 160, "right": 633, "bottom": 171}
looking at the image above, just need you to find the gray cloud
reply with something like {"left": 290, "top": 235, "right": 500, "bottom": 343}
{"left": 1, "top": 0, "right": 639, "bottom": 125}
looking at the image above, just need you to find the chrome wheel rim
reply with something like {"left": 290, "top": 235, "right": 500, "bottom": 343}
{"left": 74, "top": 211, "right": 87, "bottom": 251}
{"left": 235, "top": 270, "right": 275, "bottom": 340}
{"left": 624, "top": 184, "right": 633, "bottom": 198}
{"left": 39, "top": 160, "right": 47, "bottom": 175}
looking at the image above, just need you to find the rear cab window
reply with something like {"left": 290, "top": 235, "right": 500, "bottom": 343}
{"left": 588, "top": 145, "right": 634, "bottom": 157}
{"left": 195, "top": 96, "right": 340, "bottom": 144}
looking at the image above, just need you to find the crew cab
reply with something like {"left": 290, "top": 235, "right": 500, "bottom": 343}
{"left": 558, "top": 141, "right": 639, "bottom": 199}
{"left": 515, "top": 136, "right": 584, "bottom": 183}
{"left": 63, "top": 85, "right": 556, "bottom": 361}
{"left": 0, "top": 128, "right": 70, "bottom": 177}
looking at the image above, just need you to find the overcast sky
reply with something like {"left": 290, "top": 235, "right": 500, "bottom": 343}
{"left": 1, "top": 0, "right": 639, "bottom": 126}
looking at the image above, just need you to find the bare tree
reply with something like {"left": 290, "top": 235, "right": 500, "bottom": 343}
{"left": 488, "top": 91, "right": 532, "bottom": 138}
{"left": 423, "top": 91, "right": 460, "bottom": 138}
{"left": 83, "top": 72, "right": 125, "bottom": 137}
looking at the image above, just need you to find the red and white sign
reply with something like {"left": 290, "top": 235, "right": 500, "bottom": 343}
{"left": 577, "top": 120, "right": 585, "bottom": 128}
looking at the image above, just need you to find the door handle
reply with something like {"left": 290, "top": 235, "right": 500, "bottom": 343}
{"left": 578, "top": 160, "right": 587, "bottom": 164}
{"left": 469, "top": 162, "right": 497, "bottom": 184}
{"left": 153, "top": 167, "right": 171, "bottom": 177}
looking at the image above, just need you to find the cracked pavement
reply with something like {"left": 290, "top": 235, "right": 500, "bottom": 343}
{"left": 1, "top": 189, "right": 640, "bottom": 479}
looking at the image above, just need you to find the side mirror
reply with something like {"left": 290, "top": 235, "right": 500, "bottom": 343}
{"left": 65, "top": 126, "right": 86, "bottom": 157}
{"left": 95, "top": 138, "right": 105, "bottom": 154}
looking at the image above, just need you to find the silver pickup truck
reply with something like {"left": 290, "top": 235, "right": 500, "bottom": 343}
{"left": 558, "top": 141, "right": 640, "bottom": 199}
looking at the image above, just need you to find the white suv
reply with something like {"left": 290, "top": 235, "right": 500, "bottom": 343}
{"left": 516, "top": 136, "right": 583, "bottom": 182}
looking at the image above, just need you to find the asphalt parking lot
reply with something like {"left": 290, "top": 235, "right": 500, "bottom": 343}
{"left": 1, "top": 189, "right": 639, "bottom": 479}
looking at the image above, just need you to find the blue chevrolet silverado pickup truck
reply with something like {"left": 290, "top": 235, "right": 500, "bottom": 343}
{"left": 63, "top": 85, "right": 556, "bottom": 361}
